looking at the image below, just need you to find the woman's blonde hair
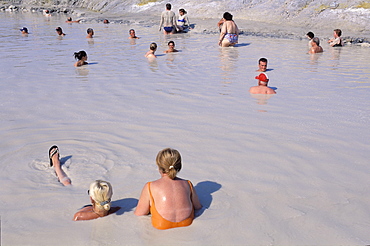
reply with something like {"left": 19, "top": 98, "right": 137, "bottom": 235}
{"left": 89, "top": 180, "right": 113, "bottom": 211}
{"left": 156, "top": 148, "right": 182, "bottom": 179}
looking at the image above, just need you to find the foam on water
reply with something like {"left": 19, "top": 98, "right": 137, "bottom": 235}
{"left": 0, "top": 11, "right": 369, "bottom": 245}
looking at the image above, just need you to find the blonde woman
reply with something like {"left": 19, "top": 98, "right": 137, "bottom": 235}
{"left": 73, "top": 180, "right": 120, "bottom": 221}
{"left": 135, "top": 148, "right": 202, "bottom": 230}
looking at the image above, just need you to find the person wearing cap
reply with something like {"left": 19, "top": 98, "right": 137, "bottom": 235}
{"left": 55, "top": 27, "right": 66, "bottom": 36}
{"left": 308, "top": 37, "right": 323, "bottom": 54}
{"left": 20, "top": 27, "right": 28, "bottom": 34}
{"left": 249, "top": 73, "right": 276, "bottom": 94}
{"left": 256, "top": 58, "right": 268, "bottom": 72}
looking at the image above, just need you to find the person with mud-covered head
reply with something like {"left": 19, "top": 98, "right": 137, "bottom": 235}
{"left": 135, "top": 148, "right": 202, "bottom": 230}
{"left": 309, "top": 37, "right": 323, "bottom": 54}
{"left": 159, "top": 3, "right": 178, "bottom": 34}
{"left": 218, "top": 12, "right": 239, "bottom": 47}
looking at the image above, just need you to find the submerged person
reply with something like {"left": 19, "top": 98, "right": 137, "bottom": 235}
{"left": 256, "top": 58, "right": 268, "bottom": 72}
{"left": 145, "top": 42, "right": 157, "bottom": 58}
{"left": 86, "top": 28, "right": 94, "bottom": 38}
{"left": 306, "top": 31, "right": 314, "bottom": 47}
{"left": 73, "top": 180, "right": 120, "bottom": 221}
{"left": 55, "top": 27, "right": 66, "bottom": 36}
{"left": 159, "top": 3, "right": 178, "bottom": 34}
{"left": 309, "top": 37, "right": 323, "bottom": 54}
{"left": 164, "top": 41, "right": 179, "bottom": 53}
{"left": 103, "top": 19, "right": 110, "bottom": 24}
{"left": 74, "top": 50, "right": 88, "bottom": 67}
{"left": 66, "top": 17, "right": 80, "bottom": 23}
{"left": 177, "top": 8, "right": 190, "bottom": 32}
{"left": 128, "top": 29, "right": 139, "bottom": 39}
{"left": 135, "top": 148, "right": 202, "bottom": 230}
{"left": 20, "top": 27, "right": 28, "bottom": 34}
{"left": 328, "top": 29, "right": 343, "bottom": 47}
{"left": 249, "top": 73, "right": 276, "bottom": 94}
{"left": 49, "top": 145, "right": 71, "bottom": 186}
{"left": 218, "top": 12, "right": 239, "bottom": 47}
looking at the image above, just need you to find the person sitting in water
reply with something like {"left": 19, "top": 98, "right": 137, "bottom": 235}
{"left": 306, "top": 31, "right": 314, "bottom": 48}
{"left": 159, "top": 3, "right": 178, "bottom": 34}
{"left": 66, "top": 17, "right": 80, "bottom": 23}
{"left": 249, "top": 73, "right": 276, "bottom": 94}
{"left": 135, "top": 148, "right": 202, "bottom": 230}
{"left": 218, "top": 12, "right": 239, "bottom": 47}
{"left": 128, "top": 29, "right": 139, "bottom": 39}
{"left": 55, "top": 27, "right": 66, "bottom": 36}
{"left": 309, "top": 37, "right": 323, "bottom": 54}
{"left": 328, "top": 29, "right": 343, "bottom": 47}
{"left": 86, "top": 28, "right": 94, "bottom": 38}
{"left": 177, "top": 8, "right": 190, "bottom": 32}
{"left": 20, "top": 27, "right": 28, "bottom": 34}
{"left": 73, "top": 180, "right": 120, "bottom": 221}
{"left": 74, "top": 50, "right": 88, "bottom": 67}
{"left": 49, "top": 145, "right": 71, "bottom": 186}
{"left": 164, "top": 41, "right": 179, "bottom": 53}
{"left": 256, "top": 57, "right": 268, "bottom": 72}
{"left": 145, "top": 43, "right": 157, "bottom": 58}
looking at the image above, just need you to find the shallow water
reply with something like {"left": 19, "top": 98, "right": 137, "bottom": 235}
{"left": 0, "top": 12, "right": 369, "bottom": 245}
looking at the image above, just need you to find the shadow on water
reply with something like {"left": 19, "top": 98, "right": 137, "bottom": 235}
{"left": 112, "top": 198, "right": 138, "bottom": 216}
{"left": 194, "top": 181, "right": 222, "bottom": 217}
{"left": 60, "top": 155, "right": 72, "bottom": 167}
{"left": 235, "top": 43, "right": 251, "bottom": 47}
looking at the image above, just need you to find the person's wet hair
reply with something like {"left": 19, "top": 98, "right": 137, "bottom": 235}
{"left": 74, "top": 50, "right": 87, "bottom": 60}
{"left": 306, "top": 31, "right": 314, "bottom": 39}
{"left": 150, "top": 42, "right": 157, "bottom": 51}
{"left": 87, "top": 28, "right": 93, "bottom": 34}
{"left": 334, "top": 29, "right": 342, "bottom": 37}
{"left": 223, "top": 12, "right": 233, "bottom": 21}
{"left": 179, "top": 8, "right": 187, "bottom": 14}
{"left": 156, "top": 148, "right": 182, "bottom": 180}
{"left": 67, "top": 17, "right": 72, "bottom": 21}
{"left": 166, "top": 3, "right": 171, "bottom": 10}
{"left": 168, "top": 41, "right": 175, "bottom": 46}
{"left": 129, "top": 29, "right": 135, "bottom": 34}
{"left": 259, "top": 57, "right": 268, "bottom": 64}
{"left": 312, "top": 37, "right": 320, "bottom": 45}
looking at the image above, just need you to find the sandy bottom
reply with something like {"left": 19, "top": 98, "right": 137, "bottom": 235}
{"left": 0, "top": 11, "right": 369, "bottom": 245}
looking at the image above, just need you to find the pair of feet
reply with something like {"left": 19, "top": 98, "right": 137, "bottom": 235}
{"left": 49, "top": 145, "right": 71, "bottom": 186}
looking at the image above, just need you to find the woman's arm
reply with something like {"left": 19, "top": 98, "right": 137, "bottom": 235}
{"left": 134, "top": 183, "right": 151, "bottom": 216}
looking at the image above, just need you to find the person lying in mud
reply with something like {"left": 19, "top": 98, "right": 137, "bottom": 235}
{"left": 49, "top": 145, "right": 71, "bottom": 186}
{"left": 73, "top": 180, "right": 120, "bottom": 221}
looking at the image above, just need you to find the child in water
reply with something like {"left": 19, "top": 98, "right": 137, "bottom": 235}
{"left": 74, "top": 50, "right": 88, "bottom": 67}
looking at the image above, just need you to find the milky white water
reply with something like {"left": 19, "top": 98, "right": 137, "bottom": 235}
{"left": 0, "top": 11, "right": 369, "bottom": 245}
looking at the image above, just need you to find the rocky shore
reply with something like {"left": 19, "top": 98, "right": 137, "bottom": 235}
{"left": 2, "top": 0, "right": 370, "bottom": 45}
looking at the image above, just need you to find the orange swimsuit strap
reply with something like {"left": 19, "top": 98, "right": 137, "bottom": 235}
{"left": 148, "top": 181, "right": 195, "bottom": 230}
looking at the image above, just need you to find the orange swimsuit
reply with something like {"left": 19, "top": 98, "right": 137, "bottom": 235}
{"left": 148, "top": 181, "right": 195, "bottom": 230}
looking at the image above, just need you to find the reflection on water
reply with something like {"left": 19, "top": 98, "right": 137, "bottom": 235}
{"left": 219, "top": 47, "right": 239, "bottom": 85}
{"left": 329, "top": 47, "right": 342, "bottom": 68}
{"left": 250, "top": 93, "right": 275, "bottom": 106}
